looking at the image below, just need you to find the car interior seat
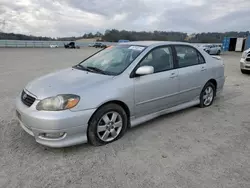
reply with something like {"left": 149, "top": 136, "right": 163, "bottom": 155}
{"left": 183, "top": 52, "right": 198, "bottom": 67}
{"left": 152, "top": 49, "right": 172, "bottom": 72}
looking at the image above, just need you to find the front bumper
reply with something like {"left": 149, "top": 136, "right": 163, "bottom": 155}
{"left": 15, "top": 91, "right": 96, "bottom": 148}
{"left": 240, "top": 58, "right": 250, "bottom": 70}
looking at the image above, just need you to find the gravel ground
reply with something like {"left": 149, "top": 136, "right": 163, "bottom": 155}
{"left": 0, "top": 48, "right": 250, "bottom": 188}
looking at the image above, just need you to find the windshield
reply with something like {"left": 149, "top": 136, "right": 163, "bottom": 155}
{"left": 77, "top": 45, "right": 146, "bottom": 75}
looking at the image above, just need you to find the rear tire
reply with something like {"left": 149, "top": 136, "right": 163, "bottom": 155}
{"left": 199, "top": 82, "right": 216, "bottom": 108}
{"left": 87, "top": 103, "right": 128, "bottom": 146}
{"left": 217, "top": 50, "right": 221, "bottom": 55}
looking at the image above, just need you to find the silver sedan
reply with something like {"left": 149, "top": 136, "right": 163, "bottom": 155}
{"left": 15, "top": 41, "right": 225, "bottom": 147}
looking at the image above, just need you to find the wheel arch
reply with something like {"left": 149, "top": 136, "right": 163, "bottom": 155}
{"left": 88, "top": 100, "right": 131, "bottom": 127}
{"left": 204, "top": 79, "right": 217, "bottom": 94}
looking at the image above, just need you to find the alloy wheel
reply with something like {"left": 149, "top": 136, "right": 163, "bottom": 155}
{"left": 203, "top": 86, "right": 214, "bottom": 106}
{"left": 97, "top": 111, "right": 123, "bottom": 142}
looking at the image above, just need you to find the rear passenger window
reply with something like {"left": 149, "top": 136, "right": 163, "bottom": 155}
{"left": 175, "top": 46, "right": 204, "bottom": 68}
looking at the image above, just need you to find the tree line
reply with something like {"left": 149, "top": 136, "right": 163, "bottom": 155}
{"left": 0, "top": 30, "right": 249, "bottom": 43}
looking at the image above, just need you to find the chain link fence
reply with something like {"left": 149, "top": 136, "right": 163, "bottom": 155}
{"left": 0, "top": 40, "right": 116, "bottom": 48}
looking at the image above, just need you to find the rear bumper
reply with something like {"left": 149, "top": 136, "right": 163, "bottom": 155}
{"left": 216, "top": 76, "right": 225, "bottom": 95}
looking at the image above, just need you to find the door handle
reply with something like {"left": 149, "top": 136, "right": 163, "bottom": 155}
{"left": 170, "top": 72, "right": 178, "bottom": 78}
{"left": 201, "top": 67, "right": 206, "bottom": 71}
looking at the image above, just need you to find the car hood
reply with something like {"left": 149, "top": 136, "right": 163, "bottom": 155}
{"left": 25, "top": 67, "right": 113, "bottom": 99}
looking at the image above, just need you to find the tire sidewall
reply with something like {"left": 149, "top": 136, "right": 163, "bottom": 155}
{"left": 87, "top": 104, "right": 128, "bottom": 146}
{"left": 200, "top": 82, "right": 215, "bottom": 108}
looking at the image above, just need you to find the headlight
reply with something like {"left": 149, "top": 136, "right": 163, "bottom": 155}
{"left": 36, "top": 94, "right": 80, "bottom": 111}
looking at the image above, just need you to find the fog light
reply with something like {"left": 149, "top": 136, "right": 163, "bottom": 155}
{"left": 39, "top": 132, "right": 65, "bottom": 139}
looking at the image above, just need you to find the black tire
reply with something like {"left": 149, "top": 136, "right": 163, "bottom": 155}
{"left": 87, "top": 103, "right": 128, "bottom": 146}
{"left": 217, "top": 50, "right": 221, "bottom": 55}
{"left": 199, "top": 82, "right": 216, "bottom": 108}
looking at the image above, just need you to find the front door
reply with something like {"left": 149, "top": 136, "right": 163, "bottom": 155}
{"left": 133, "top": 46, "right": 179, "bottom": 117}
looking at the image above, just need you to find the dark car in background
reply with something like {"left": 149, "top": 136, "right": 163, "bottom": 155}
{"left": 64, "top": 42, "right": 80, "bottom": 49}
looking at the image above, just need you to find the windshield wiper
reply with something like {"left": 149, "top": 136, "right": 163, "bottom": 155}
{"left": 74, "top": 64, "right": 89, "bottom": 71}
{"left": 86, "top": 66, "right": 108, "bottom": 75}
{"left": 74, "top": 64, "right": 108, "bottom": 75}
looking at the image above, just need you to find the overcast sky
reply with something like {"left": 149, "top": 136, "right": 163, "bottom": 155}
{"left": 0, "top": 0, "right": 249, "bottom": 37}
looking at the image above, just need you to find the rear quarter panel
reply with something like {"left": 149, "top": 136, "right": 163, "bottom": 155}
{"left": 204, "top": 53, "right": 225, "bottom": 91}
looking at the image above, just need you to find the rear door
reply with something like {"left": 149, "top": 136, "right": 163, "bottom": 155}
{"left": 174, "top": 45, "right": 208, "bottom": 104}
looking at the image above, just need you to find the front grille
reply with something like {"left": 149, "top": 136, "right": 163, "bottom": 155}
{"left": 21, "top": 90, "right": 36, "bottom": 107}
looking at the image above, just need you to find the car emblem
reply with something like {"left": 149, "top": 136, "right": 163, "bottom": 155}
{"left": 22, "top": 93, "right": 27, "bottom": 100}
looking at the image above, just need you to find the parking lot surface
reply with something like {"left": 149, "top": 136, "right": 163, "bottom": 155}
{"left": 0, "top": 48, "right": 250, "bottom": 188}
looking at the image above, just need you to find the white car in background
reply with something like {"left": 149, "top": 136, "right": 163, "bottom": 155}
{"left": 202, "top": 44, "right": 222, "bottom": 55}
{"left": 50, "top": 44, "right": 59, "bottom": 48}
{"left": 240, "top": 48, "right": 250, "bottom": 74}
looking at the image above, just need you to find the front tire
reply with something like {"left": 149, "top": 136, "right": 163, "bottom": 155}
{"left": 87, "top": 103, "right": 128, "bottom": 146}
{"left": 199, "top": 82, "right": 216, "bottom": 108}
{"left": 217, "top": 50, "right": 221, "bottom": 55}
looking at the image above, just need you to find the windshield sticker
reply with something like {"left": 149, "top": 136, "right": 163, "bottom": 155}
{"left": 128, "top": 46, "right": 145, "bottom": 51}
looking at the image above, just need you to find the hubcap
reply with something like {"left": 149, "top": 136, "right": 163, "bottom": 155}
{"left": 97, "top": 111, "right": 123, "bottom": 142}
{"left": 203, "top": 86, "right": 214, "bottom": 106}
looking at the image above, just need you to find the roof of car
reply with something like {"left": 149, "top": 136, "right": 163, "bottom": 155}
{"left": 118, "top": 41, "right": 192, "bottom": 47}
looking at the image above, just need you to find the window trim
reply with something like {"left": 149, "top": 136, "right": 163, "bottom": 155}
{"left": 173, "top": 44, "right": 206, "bottom": 69}
{"left": 130, "top": 45, "right": 177, "bottom": 78}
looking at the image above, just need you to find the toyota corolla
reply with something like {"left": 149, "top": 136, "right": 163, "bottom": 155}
{"left": 16, "top": 41, "right": 225, "bottom": 148}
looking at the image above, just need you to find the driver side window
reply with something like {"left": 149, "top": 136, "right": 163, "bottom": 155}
{"left": 140, "top": 46, "right": 174, "bottom": 73}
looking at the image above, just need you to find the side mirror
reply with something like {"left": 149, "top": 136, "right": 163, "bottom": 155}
{"left": 135, "top": 66, "right": 154, "bottom": 76}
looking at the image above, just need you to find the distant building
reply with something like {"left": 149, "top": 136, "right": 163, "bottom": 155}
{"left": 222, "top": 36, "right": 250, "bottom": 52}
